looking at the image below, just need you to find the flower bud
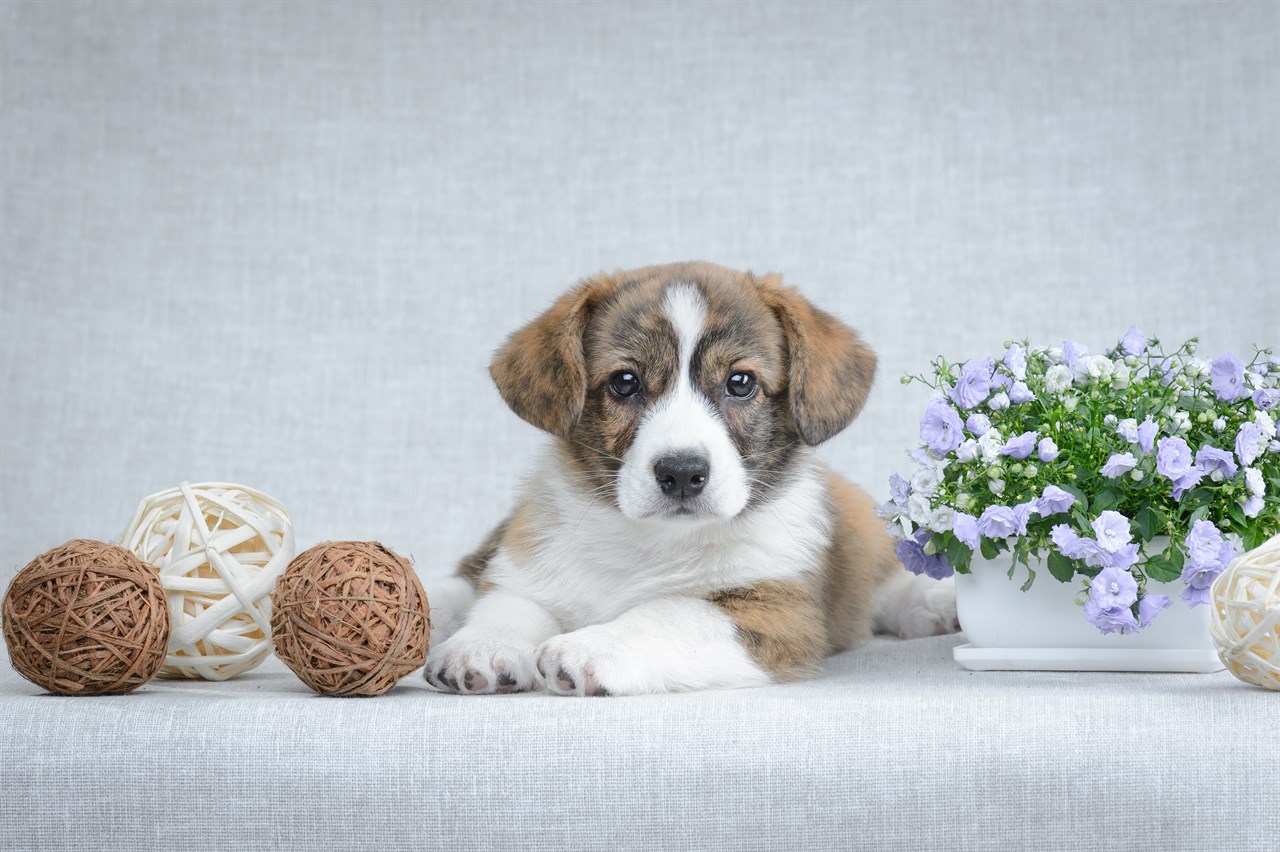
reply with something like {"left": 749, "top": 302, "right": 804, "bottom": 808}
{"left": 1130, "top": 469, "right": 1145, "bottom": 482}
{"left": 1023, "top": 464, "right": 1038, "bottom": 478}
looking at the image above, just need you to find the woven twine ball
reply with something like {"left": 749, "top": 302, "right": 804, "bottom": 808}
{"left": 120, "top": 481, "right": 294, "bottom": 681}
{"left": 1209, "top": 535, "right": 1280, "bottom": 691}
{"left": 271, "top": 541, "right": 430, "bottom": 697}
{"left": 2, "top": 540, "right": 170, "bottom": 695}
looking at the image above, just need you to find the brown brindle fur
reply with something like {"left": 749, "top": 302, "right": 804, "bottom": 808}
{"left": 476, "top": 261, "right": 899, "bottom": 681}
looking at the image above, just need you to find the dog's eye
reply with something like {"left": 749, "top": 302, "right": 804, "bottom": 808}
{"left": 608, "top": 370, "right": 642, "bottom": 398}
{"left": 726, "top": 371, "right": 757, "bottom": 398}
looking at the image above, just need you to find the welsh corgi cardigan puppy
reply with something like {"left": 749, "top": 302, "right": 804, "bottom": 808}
{"left": 425, "top": 261, "right": 957, "bottom": 696}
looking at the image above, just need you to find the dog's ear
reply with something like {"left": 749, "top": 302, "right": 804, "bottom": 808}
{"left": 490, "top": 277, "right": 613, "bottom": 437}
{"left": 757, "top": 278, "right": 877, "bottom": 446}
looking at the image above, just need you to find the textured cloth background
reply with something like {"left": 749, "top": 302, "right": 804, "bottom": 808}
{"left": 1, "top": 0, "right": 1277, "bottom": 582}
{"left": 2, "top": 3, "right": 1279, "bottom": 850}
{"left": 2, "top": 634, "right": 1277, "bottom": 852}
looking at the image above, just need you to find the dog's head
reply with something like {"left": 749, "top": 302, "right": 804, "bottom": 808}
{"left": 491, "top": 262, "right": 876, "bottom": 523}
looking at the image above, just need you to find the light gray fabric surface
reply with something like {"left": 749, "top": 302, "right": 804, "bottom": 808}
{"left": 2, "top": 633, "right": 1276, "bottom": 852}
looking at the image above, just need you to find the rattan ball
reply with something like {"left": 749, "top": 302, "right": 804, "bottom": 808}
{"left": 271, "top": 541, "right": 430, "bottom": 697}
{"left": 3, "top": 540, "right": 170, "bottom": 695}
{"left": 121, "top": 481, "right": 294, "bottom": 681}
{"left": 1209, "top": 535, "right": 1279, "bottom": 691}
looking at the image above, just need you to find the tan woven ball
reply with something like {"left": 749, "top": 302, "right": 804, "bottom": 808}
{"left": 1210, "top": 535, "right": 1279, "bottom": 691}
{"left": 271, "top": 541, "right": 430, "bottom": 697}
{"left": 2, "top": 540, "right": 170, "bottom": 695}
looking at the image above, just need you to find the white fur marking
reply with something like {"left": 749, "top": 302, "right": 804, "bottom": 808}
{"left": 616, "top": 283, "right": 750, "bottom": 521}
{"left": 424, "top": 590, "right": 561, "bottom": 694}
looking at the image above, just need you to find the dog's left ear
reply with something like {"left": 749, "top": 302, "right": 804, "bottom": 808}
{"left": 757, "top": 278, "right": 877, "bottom": 445}
{"left": 490, "top": 276, "right": 616, "bottom": 437}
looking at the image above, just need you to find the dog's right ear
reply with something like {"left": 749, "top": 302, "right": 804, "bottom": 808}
{"left": 490, "top": 277, "right": 615, "bottom": 437}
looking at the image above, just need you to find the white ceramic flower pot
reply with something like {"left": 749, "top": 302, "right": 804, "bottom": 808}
{"left": 952, "top": 542, "right": 1225, "bottom": 673}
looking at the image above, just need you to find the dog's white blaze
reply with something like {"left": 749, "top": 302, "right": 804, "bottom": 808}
{"left": 616, "top": 283, "right": 750, "bottom": 521}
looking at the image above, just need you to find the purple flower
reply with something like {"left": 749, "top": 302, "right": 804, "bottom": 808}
{"left": 1051, "top": 524, "right": 1098, "bottom": 563}
{"left": 1242, "top": 495, "right": 1265, "bottom": 518}
{"left": 1137, "top": 417, "right": 1158, "bottom": 454}
{"left": 1254, "top": 388, "right": 1279, "bottom": 410}
{"left": 999, "top": 431, "right": 1039, "bottom": 460}
{"left": 1138, "top": 594, "right": 1171, "bottom": 628}
{"left": 1210, "top": 353, "right": 1250, "bottom": 402}
{"left": 977, "top": 506, "right": 1020, "bottom": 539}
{"left": 1119, "top": 325, "right": 1146, "bottom": 357}
{"left": 1184, "top": 519, "right": 1233, "bottom": 573}
{"left": 1036, "top": 485, "right": 1075, "bottom": 516}
{"left": 1100, "top": 452, "right": 1138, "bottom": 478}
{"left": 951, "top": 512, "right": 980, "bottom": 550}
{"left": 1062, "top": 339, "right": 1089, "bottom": 370}
{"left": 895, "top": 531, "right": 954, "bottom": 580}
{"left": 966, "top": 413, "right": 991, "bottom": 437}
{"left": 1084, "top": 599, "right": 1139, "bottom": 635}
{"left": 1136, "top": 592, "right": 1171, "bottom": 624}
{"left": 1037, "top": 437, "right": 1060, "bottom": 462}
{"left": 1179, "top": 520, "right": 1233, "bottom": 607}
{"left": 889, "top": 473, "right": 912, "bottom": 505}
{"left": 1008, "top": 382, "right": 1035, "bottom": 404}
{"left": 988, "top": 392, "right": 1010, "bottom": 411}
{"left": 1194, "top": 446, "right": 1238, "bottom": 481}
{"left": 1170, "top": 469, "right": 1204, "bottom": 501}
{"left": 920, "top": 400, "right": 964, "bottom": 455}
{"left": 1013, "top": 502, "right": 1035, "bottom": 535}
{"left": 1156, "top": 436, "right": 1194, "bottom": 479}
{"left": 949, "top": 358, "right": 994, "bottom": 410}
{"left": 1091, "top": 511, "right": 1133, "bottom": 554}
{"left": 991, "top": 372, "right": 1012, "bottom": 390}
{"left": 1003, "top": 344, "right": 1027, "bottom": 380}
{"left": 1236, "top": 421, "right": 1263, "bottom": 467}
{"left": 1089, "top": 563, "right": 1138, "bottom": 610}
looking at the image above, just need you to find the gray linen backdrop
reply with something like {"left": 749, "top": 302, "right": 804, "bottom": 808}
{"left": 2, "top": 0, "right": 1277, "bottom": 583}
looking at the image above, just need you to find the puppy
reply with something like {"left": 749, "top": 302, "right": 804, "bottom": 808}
{"left": 425, "top": 261, "right": 957, "bottom": 696}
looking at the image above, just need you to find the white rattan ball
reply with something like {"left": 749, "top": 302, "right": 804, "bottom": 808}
{"left": 120, "top": 481, "right": 294, "bottom": 680}
{"left": 1209, "top": 535, "right": 1279, "bottom": 691}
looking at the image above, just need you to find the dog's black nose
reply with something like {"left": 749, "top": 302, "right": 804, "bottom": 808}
{"left": 654, "top": 454, "right": 710, "bottom": 499}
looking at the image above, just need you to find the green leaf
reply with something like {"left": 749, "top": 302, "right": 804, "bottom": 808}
{"left": 980, "top": 538, "right": 999, "bottom": 560}
{"left": 1243, "top": 525, "right": 1266, "bottom": 552}
{"left": 1227, "top": 501, "right": 1246, "bottom": 528}
{"left": 1047, "top": 550, "right": 1076, "bottom": 583}
{"left": 946, "top": 537, "right": 974, "bottom": 574}
{"left": 1144, "top": 555, "right": 1177, "bottom": 583}
{"left": 1188, "top": 504, "right": 1211, "bottom": 526}
{"left": 1020, "top": 565, "right": 1037, "bottom": 593}
{"left": 1134, "top": 507, "right": 1156, "bottom": 542}
{"left": 1092, "top": 487, "right": 1122, "bottom": 514}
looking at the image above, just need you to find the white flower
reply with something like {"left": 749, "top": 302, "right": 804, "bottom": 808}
{"left": 979, "top": 429, "right": 1005, "bottom": 463}
{"left": 988, "top": 391, "right": 1010, "bottom": 411}
{"left": 1113, "top": 363, "right": 1132, "bottom": 389}
{"left": 989, "top": 478, "right": 1006, "bottom": 496}
{"left": 956, "top": 492, "right": 975, "bottom": 511}
{"left": 956, "top": 439, "right": 980, "bottom": 462}
{"left": 907, "top": 492, "right": 932, "bottom": 526}
{"left": 1084, "top": 355, "right": 1114, "bottom": 380}
{"left": 927, "top": 506, "right": 955, "bottom": 533}
{"left": 1104, "top": 414, "right": 1119, "bottom": 428}
{"left": 1044, "top": 365, "right": 1072, "bottom": 393}
{"left": 1213, "top": 417, "right": 1226, "bottom": 432}
{"left": 1185, "top": 358, "right": 1210, "bottom": 378}
{"left": 1063, "top": 395, "right": 1079, "bottom": 411}
{"left": 1046, "top": 346, "right": 1064, "bottom": 365}
{"left": 1173, "top": 411, "right": 1191, "bottom": 432}
{"left": 1245, "top": 467, "right": 1264, "bottom": 497}
{"left": 1117, "top": 418, "right": 1139, "bottom": 442}
{"left": 1255, "top": 410, "right": 1276, "bottom": 440}
{"left": 911, "top": 466, "right": 942, "bottom": 495}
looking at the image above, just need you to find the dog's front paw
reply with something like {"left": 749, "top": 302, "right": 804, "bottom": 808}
{"left": 535, "top": 629, "right": 623, "bottom": 697}
{"left": 898, "top": 576, "right": 961, "bottom": 638}
{"left": 424, "top": 629, "right": 538, "bottom": 695}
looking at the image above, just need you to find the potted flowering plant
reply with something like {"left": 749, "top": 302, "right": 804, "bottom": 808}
{"left": 880, "top": 327, "right": 1278, "bottom": 672}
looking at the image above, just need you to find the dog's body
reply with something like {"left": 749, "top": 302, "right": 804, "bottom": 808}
{"left": 426, "top": 262, "right": 957, "bottom": 696}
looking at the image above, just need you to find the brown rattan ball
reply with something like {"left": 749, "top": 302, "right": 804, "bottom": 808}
{"left": 271, "top": 541, "right": 430, "bottom": 697}
{"left": 2, "top": 540, "right": 170, "bottom": 695}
